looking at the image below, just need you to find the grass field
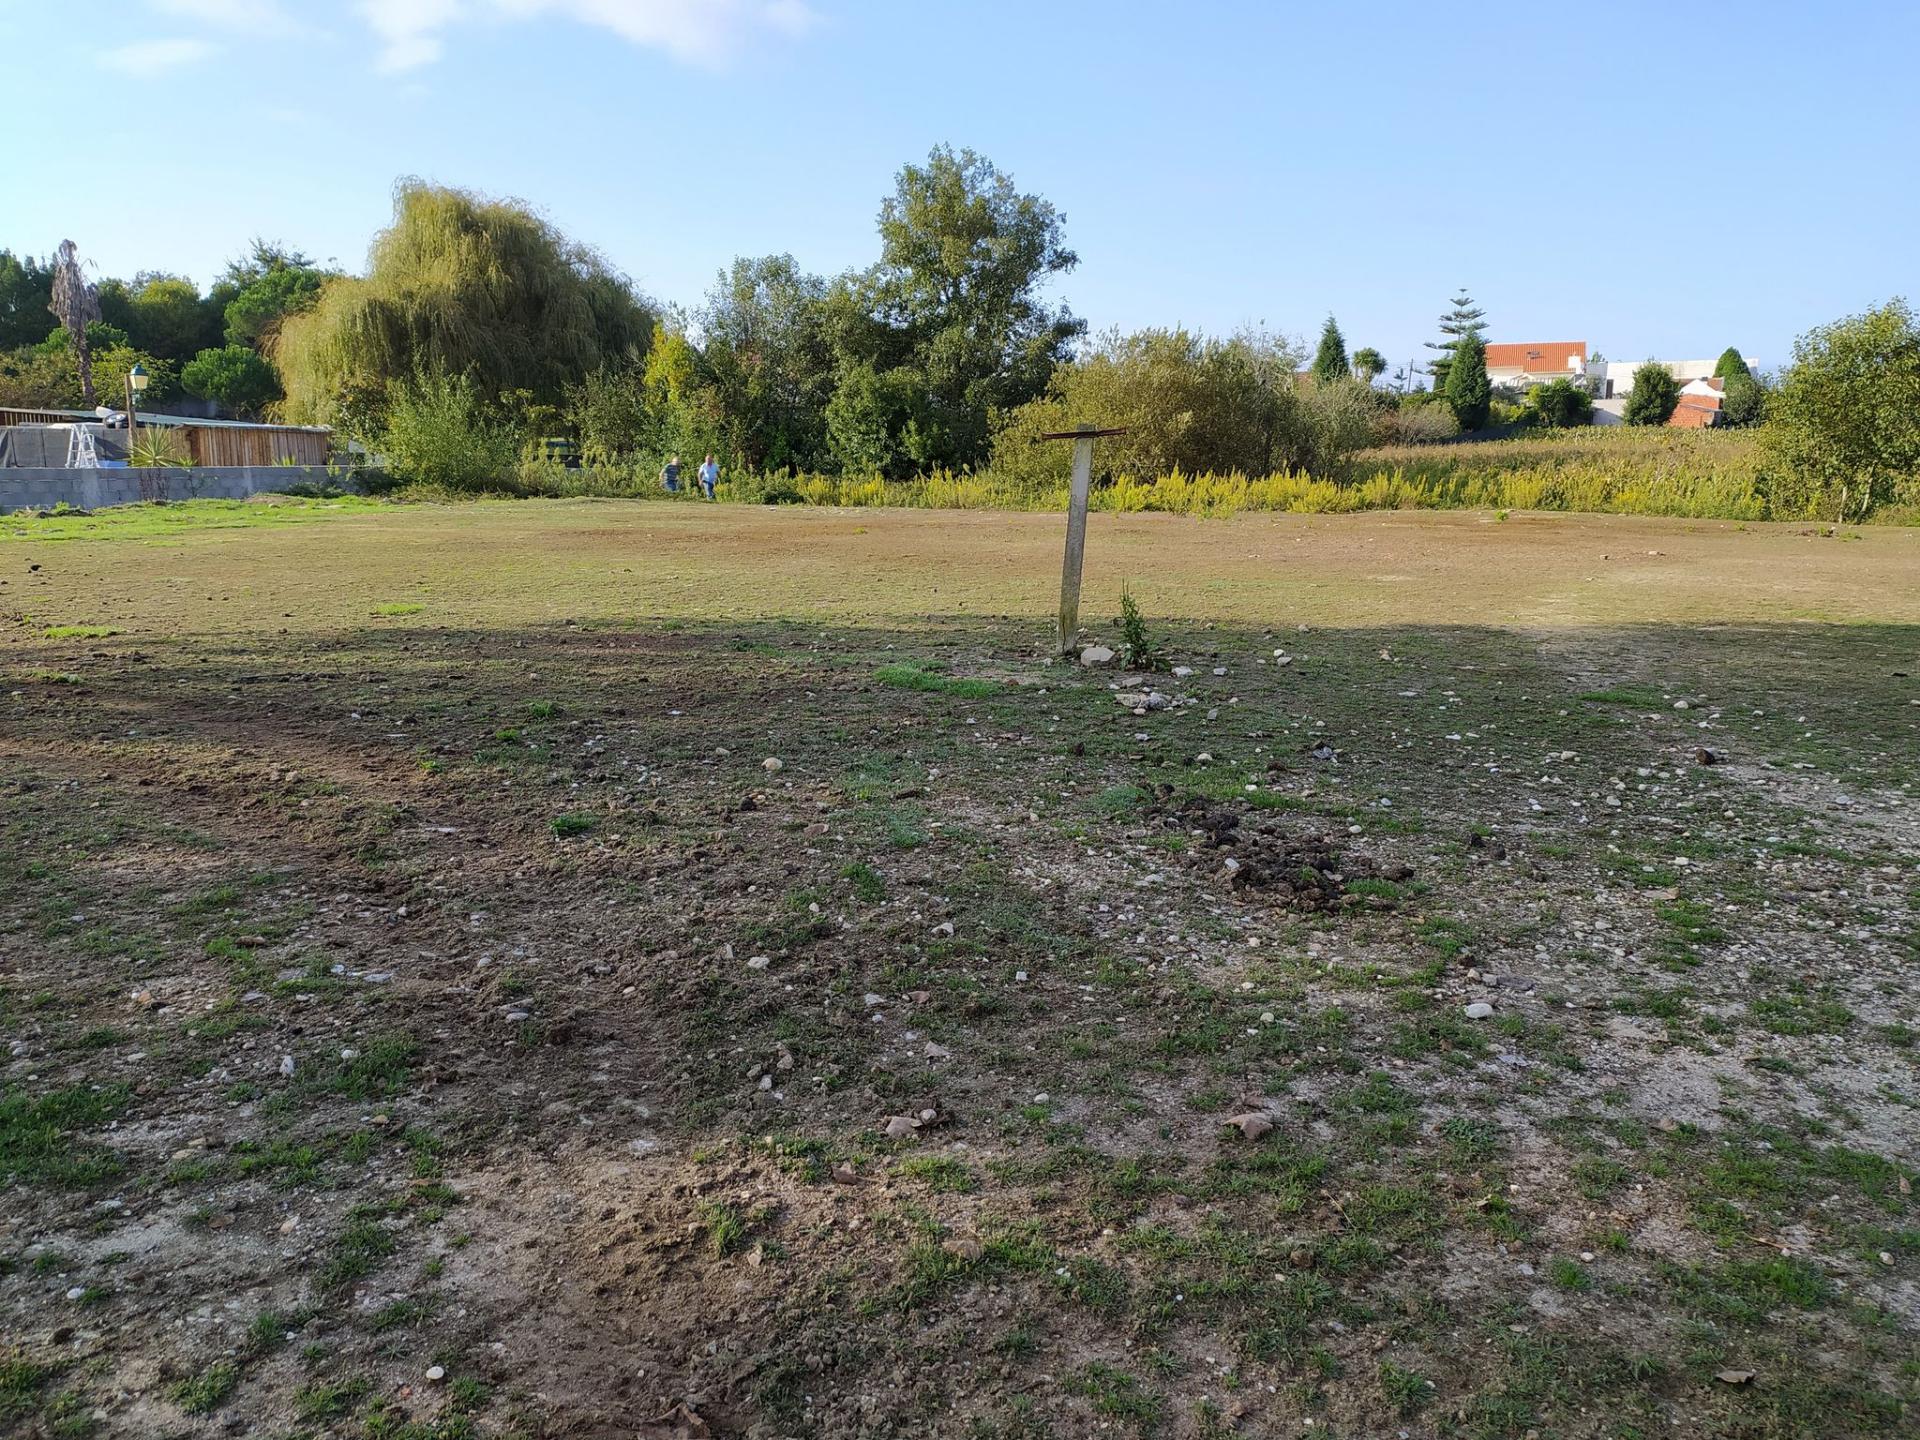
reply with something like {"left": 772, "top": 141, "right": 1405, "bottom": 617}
{"left": 3, "top": 500, "right": 1917, "bottom": 1439}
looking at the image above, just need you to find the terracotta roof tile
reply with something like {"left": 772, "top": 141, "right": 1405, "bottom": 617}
{"left": 1484, "top": 341, "right": 1588, "bottom": 374}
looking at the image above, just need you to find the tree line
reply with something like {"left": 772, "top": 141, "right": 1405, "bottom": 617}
{"left": 4, "top": 146, "right": 1915, "bottom": 517}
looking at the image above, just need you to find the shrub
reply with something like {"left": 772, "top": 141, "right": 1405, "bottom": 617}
{"left": 1372, "top": 402, "right": 1457, "bottom": 445}
{"left": 1527, "top": 377, "right": 1593, "bottom": 428}
{"left": 380, "top": 370, "right": 518, "bottom": 492}
{"left": 1118, "top": 586, "right": 1161, "bottom": 669}
{"left": 1623, "top": 363, "right": 1681, "bottom": 425}
{"left": 129, "top": 427, "right": 192, "bottom": 467}
{"left": 1762, "top": 298, "right": 1920, "bottom": 519}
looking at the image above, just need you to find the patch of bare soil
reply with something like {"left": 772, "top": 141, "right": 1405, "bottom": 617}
{"left": 1148, "top": 790, "right": 1416, "bottom": 911}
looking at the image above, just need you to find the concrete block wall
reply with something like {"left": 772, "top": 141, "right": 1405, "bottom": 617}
{"left": 0, "top": 466, "right": 351, "bottom": 515}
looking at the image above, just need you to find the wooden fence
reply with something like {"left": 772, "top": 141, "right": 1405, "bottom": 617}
{"left": 0, "top": 410, "right": 332, "bottom": 467}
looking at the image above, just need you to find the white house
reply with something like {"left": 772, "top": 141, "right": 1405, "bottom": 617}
{"left": 1591, "top": 358, "right": 1753, "bottom": 399}
{"left": 1484, "top": 341, "right": 1589, "bottom": 388}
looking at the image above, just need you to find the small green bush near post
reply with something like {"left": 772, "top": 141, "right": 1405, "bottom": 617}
{"left": 1118, "top": 586, "right": 1160, "bottom": 670}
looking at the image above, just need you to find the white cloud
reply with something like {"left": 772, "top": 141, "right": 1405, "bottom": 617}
{"left": 355, "top": 0, "right": 816, "bottom": 74}
{"left": 98, "top": 37, "right": 217, "bottom": 74}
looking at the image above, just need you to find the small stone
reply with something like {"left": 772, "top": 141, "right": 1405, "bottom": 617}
{"left": 762, "top": 757, "right": 783, "bottom": 773}
{"left": 1014, "top": 969, "right": 1028, "bottom": 982}
{"left": 746, "top": 955, "right": 772, "bottom": 970}
{"left": 504, "top": 1010, "right": 531, "bottom": 1022}
{"left": 881, "top": 1115, "right": 920, "bottom": 1140}
{"left": 1464, "top": 1002, "right": 1494, "bottom": 1020}
{"left": 1033, "top": 1093, "right": 1050, "bottom": 1104}
{"left": 932, "top": 921, "right": 954, "bottom": 936}
{"left": 278, "top": 1054, "right": 295, "bottom": 1077}
{"left": 1079, "top": 645, "right": 1116, "bottom": 667}
{"left": 1226, "top": 1112, "right": 1274, "bottom": 1141}
{"left": 426, "top": 1365, "right": 446, "bottom": 1383}
{"left": 65, "top": 1287, "right": 85, "bottom": 1301}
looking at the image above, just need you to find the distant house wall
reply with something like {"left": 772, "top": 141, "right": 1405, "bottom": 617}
{"left": 0, "top": 465, "right": 349, "bottom": 515}
{"left": 1598, "top": 359, "right": 1722, "bottom": 395}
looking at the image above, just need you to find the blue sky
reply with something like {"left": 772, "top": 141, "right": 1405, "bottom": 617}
{"left": 5, "top": 1, "right": 1916, "bottom": 372}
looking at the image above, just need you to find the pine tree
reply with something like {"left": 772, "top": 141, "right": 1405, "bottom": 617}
{"left": 1712, "top": 347, "right": 1751, "bottom": 381}
{"left": 1424, "top": 290, "right": 1486, "bottom": 390}
{"left": 1444, "top": 332, "right": 1491, "bottom": 431}
{"left": 1310, "top": 316, "right": 1349, "bottom": 385}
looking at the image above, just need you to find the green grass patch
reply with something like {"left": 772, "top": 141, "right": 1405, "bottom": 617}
{"left": 874, "top": 662, "right": 1001, "bottom": 699}
{"left": 41, "top": 624, "right": 118, "bottom": 640}
{"left": 0, "top": 1083, "right": 131, "bottom": 1188}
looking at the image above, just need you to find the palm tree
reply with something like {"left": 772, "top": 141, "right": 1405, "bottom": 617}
{"left": 1352, "top": 347, "right": 1387, "bottom": 384}
{"left": 49, "top": 239, "right": 101, "bottom": 407}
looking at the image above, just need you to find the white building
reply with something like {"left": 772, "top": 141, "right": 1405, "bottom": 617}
{"left": 1591, "top": 357, "right": 1753, "bottom": 399}
{"left": 1484, "top": 341, "right": 1589, "bottom": 389}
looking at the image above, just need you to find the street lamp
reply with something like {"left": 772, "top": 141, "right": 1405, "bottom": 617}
{"left": 126, "top": 363, "right": 149, "bottom": 454}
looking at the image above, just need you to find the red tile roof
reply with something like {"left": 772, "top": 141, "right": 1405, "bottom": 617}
{"left": 1484, "top": 341, "right": 1588, "bottom": 374}
{"left": 1670, "top": 395, "right": 1721, "bottom": 427}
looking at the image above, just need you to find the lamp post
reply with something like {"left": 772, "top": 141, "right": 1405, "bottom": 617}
{"left": 126, "top": 363, "right": 149, "bottom": 456}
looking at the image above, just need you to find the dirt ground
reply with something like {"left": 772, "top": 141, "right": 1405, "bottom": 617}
{"left": 2, "top": 500, "right": 1916, "bottom": 1439}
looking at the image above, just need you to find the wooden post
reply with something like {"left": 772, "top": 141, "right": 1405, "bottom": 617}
{"left": 1040, "top": 426, "right": 1126, "bottom": 655}
{"left": 1058, "top": 434, "right": 1093, "bottom": 652}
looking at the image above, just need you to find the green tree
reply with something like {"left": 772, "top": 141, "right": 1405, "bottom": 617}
{"left": 1310, "top": 316, "right": 1350, "bottom": 385}
{"left": 1623, "top": 363, "right": 1680, "bottom": 425}
{"left": 1712, "top": 347, "right": 1751, "bottom": 381}
{"left": 1720, "top": 370, "right": 1764, "bottom": 427}
{"left": 275, "top": 180, "right": 654, "bottom": 428}
{"left": 981, "top": 326, "right": 1403, "bottom": 483}
{"left": 223, "top": 252, "right": 331, "bottom": 349}
{"left": 1351, "top": 346, "right": 1387, "bottom": 384}
{"left": 119, "top": 275, "right": 222, "bottom": 363}
{"left": 181, "top": 345, "right": 281, "bottom": 417}
{"left": 698, "top": 255, "right": 837, "bottom": 472}
{"left": 0, "top": 249, "right": 53, "bottom": 351}
{"left": 1526, "top": 376, "right": 1593, "bottom": 427}
{"left": 1443, "top": 333, "right": 1491, "bottom": 431}
{"left": 824, "top": 361, "right": 924, "bottom": 477}
{"left": 1763, "top": 298, "right": 1920, "bottom": 518}
{"left": 562, "top": 365, "right": 649, "bottom": 461}
{"left": 854, "top": 145, "right": 1083, "bottom": 470}
{"left": 639, "top": 323, "right": 723, "bottom": 462}
{"left": 1424, "top": 290, "right": 1486, "bottom": 391}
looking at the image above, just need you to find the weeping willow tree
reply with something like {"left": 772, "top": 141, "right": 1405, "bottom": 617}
{"left": 275, "top": 180, "right": 653, "bottom": 428}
